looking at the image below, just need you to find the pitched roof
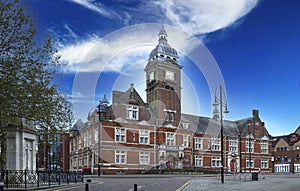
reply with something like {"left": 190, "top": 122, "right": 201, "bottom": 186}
{"left": 181, "top": 114, "right": 240, "bottom": 137}
{"left": 71, "top": 119, "right": 85, "bottom": 131}
{"left": 112, "top": 84, "right": 146, "bottom": 106}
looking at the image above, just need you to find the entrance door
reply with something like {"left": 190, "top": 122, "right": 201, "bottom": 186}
{"left": 230, "top": 159, "right": 236, "bottom": 172}
{"left": 166, "top": 156, "right": 174, "bottom": 169}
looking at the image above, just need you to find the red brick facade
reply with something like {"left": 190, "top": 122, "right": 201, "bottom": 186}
{"left": 272, "top": 127, "right": 300, "bottom": 173}
{"left": 68, "top": 25, "right": 273, "bottom": 174}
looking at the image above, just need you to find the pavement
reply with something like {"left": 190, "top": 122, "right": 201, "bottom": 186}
{"left": 6, "top": 173, "right": 300, "bottom": 191}
{"left": 180, "top": 173, "right": 300, "bottom": 191}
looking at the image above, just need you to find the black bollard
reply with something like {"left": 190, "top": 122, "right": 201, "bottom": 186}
{"left": 134, "top": 184, "right": 137, "bottom": 191}
{"left": 0, "top": 180, "right": 4, "bottom": 191}
{"left": 85, "top": 183, "right": 89, "bottom": 191}
{"left": 85, "top": 179, "right": 92, "bottom": 191}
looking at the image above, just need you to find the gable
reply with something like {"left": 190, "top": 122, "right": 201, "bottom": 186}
{"left": 112, "top": 86, "right": 146, "bottom": 106}
{"left": 274, "top": 137, "right": 289, "bottom": 149}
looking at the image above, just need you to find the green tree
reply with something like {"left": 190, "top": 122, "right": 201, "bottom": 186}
{"left": 0, "top": 0, "right": 73, "bottom": 171}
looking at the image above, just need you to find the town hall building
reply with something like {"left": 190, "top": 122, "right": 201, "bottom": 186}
{"left": 69, "top": 24, "right": 272, "bottom": 174}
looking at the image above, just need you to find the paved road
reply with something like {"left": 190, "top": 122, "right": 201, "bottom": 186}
{"left": 182, "top": 174, "right": 300, "bottom": 191}
{"left": 44, "top": 174, "right": 300, "bottom": 191}
{"left": 50, "top": 176, "right": 191, "bottom": 191}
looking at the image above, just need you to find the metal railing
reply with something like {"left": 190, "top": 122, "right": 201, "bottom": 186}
{"left": 1, "top": 170, "right": 83, "bottom": 189}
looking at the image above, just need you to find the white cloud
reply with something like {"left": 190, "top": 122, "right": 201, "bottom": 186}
{"left": 59, "top": 0, "right": 259, "bottom": 73}
{"left": 67, "top": 0, "right": 120, "bottom": 19}
{"left": 59, "top": 24, "right": 157, "bottom": 73}
{"left": 159, "top": 0, "right": 258, "bottom": 35}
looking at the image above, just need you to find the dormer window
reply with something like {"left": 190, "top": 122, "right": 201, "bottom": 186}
{"left": 182, "top": 122, "right": 189, "bottom": 129}
{"left": 126, "top": 105, "right": 139, "bottom": 120}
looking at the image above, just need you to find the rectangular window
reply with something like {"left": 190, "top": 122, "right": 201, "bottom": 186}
{"left": 275, "top": 164, "right": 290, "bottom": 173}
{"left": 74, "top": 138, "right": 78, "bottom": 151}
{"left": 115, "top": 151, "right": 126, "bottom": 164}
{"left": 89, "top": 133, "right": 92, "bottom": 145}
{"left": 195, "top": 156, "right": 202, "bottom": 167}
{"left": 170, "top": 113, "right": 174, "bottom": 122}
{"left": 79, "top": 157, "right": 82, "bottom": 166}
{"left": 211, "top": 137, "right": 221, "bottom": 151}
{"left": 212, "top": 157, "right": 221, "bottom": 167}
{"left": 126, "top": 105, "right": 139, "bottom": 120}
{"left": 84, "top": 133, "right": 87, "bottom": 147}
{"left": 194, "top": 137, "right": 202, "bottom": 149}
{"left": 115, "top": 128, "right": 126, "bottom": 142}
{"left": 84, "top": 154, "right": 88, "bottom": 166}
{"left": 246, "top": 158, "right": 254, "bottom": 168}
{"left": 166, "top": 132, "right": 175, "bottom": 146}
{"left": 246, "top": 140, "right": 254, "bottom": 153}
{"left": 139, "top": 152, "right": 149, "bottom": 165}
{"left": 140, "top": 130, "right": 149, "bottom": 144}
{"left": 261, "top": 160, "right": 268, "bottom": 169}
{"left": 165, "top": 112, "right": 175, "bottom": 122}
{"left": 229, "top": 138, "right": 238, "bottom": 152}
{"left": 95, "top": 129, "right": 98, "bottom": 143}
{"left": 183, "top": 135, "right": 189, "bottom": 147}
{"left": 260, "top": 140, "right": 268, "bottom": 154}
{"left": 182, "top": 123, "right": 189, "bottom": 129}
{"left": 165, "top": 112, "right": 169, "bottom": 121}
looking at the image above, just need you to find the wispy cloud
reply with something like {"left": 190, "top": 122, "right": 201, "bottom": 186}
{"left": 58, "top": 24, "right": 199, "bottom": 73}
{"left": 159, "top": 0, "right": 258, "bottom": 35}
{"left": 67, "top": 0, "right": 120, "bottom": 19}
{"left": 58, "top": 0, "right": 259, "bottom": 73}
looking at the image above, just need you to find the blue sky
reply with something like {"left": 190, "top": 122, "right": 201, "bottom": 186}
{"left": 25, "top": 0, "right": 300, "bottom": 136}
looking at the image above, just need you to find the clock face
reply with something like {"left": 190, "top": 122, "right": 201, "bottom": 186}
{"left": 165, "top": 70, "right": 174, "bottom": 81}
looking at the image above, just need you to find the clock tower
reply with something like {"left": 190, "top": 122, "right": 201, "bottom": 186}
{"left": 144, "top": 24, "right": 182, "bottom": 126}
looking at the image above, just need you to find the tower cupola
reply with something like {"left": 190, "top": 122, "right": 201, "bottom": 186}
{"left": 148, "top": 23, "right": 179, "bottom": 63}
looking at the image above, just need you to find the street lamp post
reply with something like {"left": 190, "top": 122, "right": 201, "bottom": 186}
{"left": 213, "top": 85, "right": 229, "bottom": 184}
{"left": 97, "top": 102, "right": 101, "bottom": 177}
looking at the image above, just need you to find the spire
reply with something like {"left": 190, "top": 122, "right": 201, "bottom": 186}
{"left": 158, "top": 17, "right": 167, "bottom": 44}
{"left": 100, "top": 94, "right": 109, "bottom": 106}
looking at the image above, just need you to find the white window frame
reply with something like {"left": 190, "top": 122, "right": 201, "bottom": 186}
{"left": 170, "top": 112, "right": 174, "bottom": 122}
{"left": 166, "top": 132, "right": 175, "bottom": 146}
{"left": 183, "top": 135, "right": 189, "bottom": 147}
{"left": 194, "top": 137, "right": 202, "bottom": 149}
{"left": 140, "top": 130, "right": 149, "bottom": 144}
{"left": 260, "top": 140, "right": 268, "bottom": 154}
{"left": 83, "top": 133, "right": 87, "bottom": 147}
{"left": 94, "top": 128, "right": 98, "bottom": 143}
{"left": 246, "top": 140, "right": 254, "bottom": 153}
{"left": 115, "top": 151, "right": 126, "bottom": 164}
{"left": 212, "top": 157, "right": 221, "bottom": 167}
{"left": 229, "top": 138, "right": 238, "bottom": 152}
{"left": 246, "top": 158, "right": 254, "bottom": 168}
{"left": 126, "top": 105, "right": 139, "bottom": 120}
{"left": 139, "top": 152, "right": 149, "bottom": 165}
{"left": 115, "top": 128, "right": 126, "bottom": 143}
{"left": 182, "top": 122, "right": 189, "bottom": 129}
{"left": 275, "top": 164, "right": 290, "bottom": 173}
{"left": 195, "top": 156, "right": 202, "bottom": 167}
{"left": 211, "top": 137, "right": 221, "bottom": 151}
{"left": 261, "top": 159, "right": 268, "bottom": 169}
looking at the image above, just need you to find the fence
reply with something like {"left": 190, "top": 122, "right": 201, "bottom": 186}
{"left": 1, "top": 170, "right": 83, "bottom": 189}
